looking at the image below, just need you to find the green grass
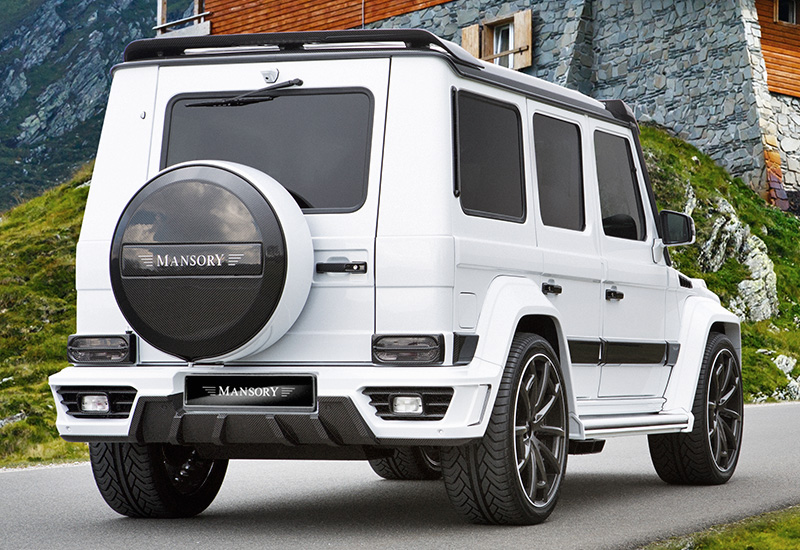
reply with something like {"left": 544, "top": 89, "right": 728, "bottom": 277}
{"left": 641, "top": 124, "right": 800, "bottom": 400}
{"left": 0, "top": 164, "right": 91, "bottom": 467}
{"left": 643, "top": 506, "right": 800, "bottom": 550}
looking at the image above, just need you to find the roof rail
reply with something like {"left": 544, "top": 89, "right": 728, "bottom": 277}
{"left": 123, "top": 28, "right": 483, "bottom": 69}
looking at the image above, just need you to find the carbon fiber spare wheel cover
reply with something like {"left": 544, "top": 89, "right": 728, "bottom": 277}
{"left": 110, "top": 163, "right": 304, "bottom": 361}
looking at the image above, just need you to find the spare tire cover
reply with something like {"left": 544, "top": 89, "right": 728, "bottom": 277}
{"left": 110, "top": 162, "right": 312, "bottom": 362}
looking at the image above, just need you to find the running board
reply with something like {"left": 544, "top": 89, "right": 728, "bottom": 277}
{"left": 580, "top": 412, "right": 691, "bottom": 438}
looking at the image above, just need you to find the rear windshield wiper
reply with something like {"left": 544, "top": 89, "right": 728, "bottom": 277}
{"left": 187, "top": 78, "right": 304, "bottom": 107}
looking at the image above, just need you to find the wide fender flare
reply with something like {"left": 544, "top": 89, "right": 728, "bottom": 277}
{"left": 471, "top": 275, "right": 578, "bottom": 420}
{"left": 663, "top": 295, "right": 741, "bottom": 415}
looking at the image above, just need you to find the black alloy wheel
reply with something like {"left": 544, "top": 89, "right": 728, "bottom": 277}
{"left": 649, "top": 332, "right": 743, "bottom": 485}
{"left": 441, "top": 333, "right": 568, "bottom": 524}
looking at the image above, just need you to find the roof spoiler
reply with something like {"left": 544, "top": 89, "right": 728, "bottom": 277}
{"left": 602, "top": 99, "right": 639, "bottom": 127}
{"left": 123, "top": 28, "right": 483, "bottom": 69}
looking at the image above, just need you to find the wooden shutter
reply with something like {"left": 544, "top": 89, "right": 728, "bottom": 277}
{"left": 513, "top": 10, "right": 532, "bottom": 69}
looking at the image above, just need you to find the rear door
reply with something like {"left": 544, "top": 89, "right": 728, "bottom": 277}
{"left": 528, "top": 102, "right": 604, "bottom": 399}
{"left": 151, "top": 58, "right": 390, "bottom": 363}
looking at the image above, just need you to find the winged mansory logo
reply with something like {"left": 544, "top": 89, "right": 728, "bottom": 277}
{"left": 202, "top": 385, "right": 296, "bottom": 398}
{"left": 138, "top": 253, "right": 154, "bottom": 267}
{"left": 227, "top": 253, "right": 245, "bottom": 266}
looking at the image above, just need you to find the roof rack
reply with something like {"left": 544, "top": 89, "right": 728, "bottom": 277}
{"left": 123, "top": 28, "right": 483, "bottom": 69}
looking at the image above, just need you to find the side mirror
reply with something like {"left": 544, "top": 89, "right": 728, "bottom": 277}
{"left": 659, "top": 210, "right": 695, "bottom": 246}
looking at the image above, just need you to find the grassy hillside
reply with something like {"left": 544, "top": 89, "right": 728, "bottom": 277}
{"left": 1, "top": 126, "right": 800, "bottom": 467}
{"left": 0, "top": 165, "right": 90, "bottom": 466}
{"left": 641, "top": 125, "right": 800, "bottom": 398}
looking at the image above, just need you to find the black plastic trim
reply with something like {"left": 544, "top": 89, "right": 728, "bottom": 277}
{"left": 567, "top": 339, "right": 680, "bottom": 367}
{"left": 371, "top": 335, "right": 444, "bottom": 365}
{"left": 57, "top": 386, "right": 137, "bottom": 419}
{"left": 121, "top": 394, "right": 378, "bottom": 447}
{"left": 568, "top": 340, "right": 602, "bottom": 364}
{"left": 453, "top": 334, "right": 479, "bottom": 365}
{"left": 124, "top": 29, "right": 483, "bottom": 68}
{"left": 362, "top": 387, "right": 454, "bottom": 421}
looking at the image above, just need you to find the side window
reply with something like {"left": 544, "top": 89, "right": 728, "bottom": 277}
{"left": 533, "top": 114, "right": 585, "bottom": 231}
{"left": 594, "top": 131, "right": 646, "bottom": 241}
{"left": 454, "top": 91, "right": 525, "bottom": 222}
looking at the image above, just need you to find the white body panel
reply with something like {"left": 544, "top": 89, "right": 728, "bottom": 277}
{"left": 53, "top": 45, "right": 739, "bottom": 446}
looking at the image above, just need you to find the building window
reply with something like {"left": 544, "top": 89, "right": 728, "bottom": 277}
{"left": 493, "top": 23, "right": 514, "bottom": 68}
{"left": 778, "top": 0, "right": 797, "bottom": 24}
{"left": 461, "top": 10, "right": 532, "bottom": 70}
{"left": 453, "top": 91, "right": 526, "bottom": 222}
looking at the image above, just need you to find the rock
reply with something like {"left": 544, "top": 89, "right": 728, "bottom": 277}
{"left": 701, "top": 198, "right": 779, "bottom": 322}
{"left": 684, "top": 181, "right": 697, "bottom": 216}
{"left": 0, "top": 412, "right": 27, "bottom": 429}
{"left": 774, "top": 354, "right": 797, "bottom": 375}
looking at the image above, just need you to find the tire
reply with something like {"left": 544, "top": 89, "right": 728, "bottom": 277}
{"left": 89, "top": 442, "right": 228, "bottom": 518}
{"left": 110, "top": 161, "right": 313, "bottom": 363}
{"left": 368, "top": 447, "right": 442, "bottom": 480}
{"left": 441, "top": 333, "right": 568, "bottom": 525}
{"left": 648, "top": 332, "right": 743, "bottom": 485}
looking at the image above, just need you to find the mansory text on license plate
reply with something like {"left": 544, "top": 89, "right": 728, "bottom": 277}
{"left": 185, "top": 375, "right": 315, "bottom": 410}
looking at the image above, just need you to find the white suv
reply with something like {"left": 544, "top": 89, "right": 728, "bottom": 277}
{"left": 50, "top": 29, "right": 743, "bottom": 525}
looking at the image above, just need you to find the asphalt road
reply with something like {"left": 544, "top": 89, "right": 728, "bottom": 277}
{"left": 2, "top": 402, "right": 799, "bottom": 550}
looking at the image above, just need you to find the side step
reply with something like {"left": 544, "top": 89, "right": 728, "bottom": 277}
{"left": 569, "top": 439, "right": 606, "bottom": 455}
{"left": 580, "top": 412, "right": 691, "bottom": 439}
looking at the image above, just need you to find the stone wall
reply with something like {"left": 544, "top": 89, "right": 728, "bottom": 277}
{"left": 367, "top": 0, "right": 780, "bottom": 197}
{"left": 588, "top": 0, "right": 767, "bottom": 193}
{"left": 772, "top": 93, "right": 800, "bottom": 193}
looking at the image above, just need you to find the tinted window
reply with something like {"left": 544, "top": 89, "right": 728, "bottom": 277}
{"left": 164, "top": 91, "right": 372, "bottom": 212}
{"left": 455, "top": 91, "right": 525, "bottom": 221}
{"left": 594, "top": 131, "right": 646, "bottom": 241}
{"left": 533, "top": 114, "right": 584, "bottom": 231}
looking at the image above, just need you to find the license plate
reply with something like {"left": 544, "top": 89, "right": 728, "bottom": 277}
{"left": 185, "top": 375, "right": 316, "bottom": 410}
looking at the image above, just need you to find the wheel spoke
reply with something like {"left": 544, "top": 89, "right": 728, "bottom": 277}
{"left": 720, "top": 416, "right": 738, "bottom": 447}
{"left": 536, "top": 359, "right": 551, "bottom": 409}
{"left": 521, "top": 373, "right": 534, "bottom": 419}
{"left": 535, "top": 392, "right": 558, "bottom": 423}
{"left": 718, "top": 381, "right": 738, "bottom": 408}
{"left": 517, "top": 441, "right": 532, "bottom": 472}
{"left": 718, "top": 356, "right": 733, "bottom": 396}
{"left": 536, "top": 424, "right": 566, "bottom": 438}
{"left": 719, "top": 405, "right": 741, "bottom": 421}
{"left": 539, "top": 440, "right": 561, "bottom": 473}
{"left": 533, "top": 442, "right": 548, "bottom": 485}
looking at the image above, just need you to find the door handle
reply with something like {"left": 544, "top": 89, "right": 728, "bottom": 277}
{"left": 542, "top": 282, "right": 563, "bottom": 295}
{"left": 316, "top": 262, "right": 368, "bottom": 274}
{"left": 605, "top": 289, "right": 624, "bottom": 301}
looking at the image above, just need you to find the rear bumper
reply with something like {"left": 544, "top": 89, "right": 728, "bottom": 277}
{"left": 49, "top": 361, "right": 502, "bottom": 449}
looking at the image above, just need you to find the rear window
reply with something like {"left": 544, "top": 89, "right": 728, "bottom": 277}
{"left": 163, "top": 90, "right": 373, "bottom": 212}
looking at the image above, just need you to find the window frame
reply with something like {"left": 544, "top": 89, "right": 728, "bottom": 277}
{"left": 160, "top": 87, "right": 375, "bottom": 214}
{"left": 593, "top": 129, "right": 648, "bottom": 242}
{"left": 492, "top": 23, "right": 514, "bottom": 69}
{"left": 452, "top": 89, "right": 527, "bottom": 223}
{"left": 531, "top": 112, "right": 586, "bottom": 232}
{"left": 776, "top": 0, "right": 798, "bottom": 24}
{"left": 461, "top": 10, "right": 532, "bottom": 70}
